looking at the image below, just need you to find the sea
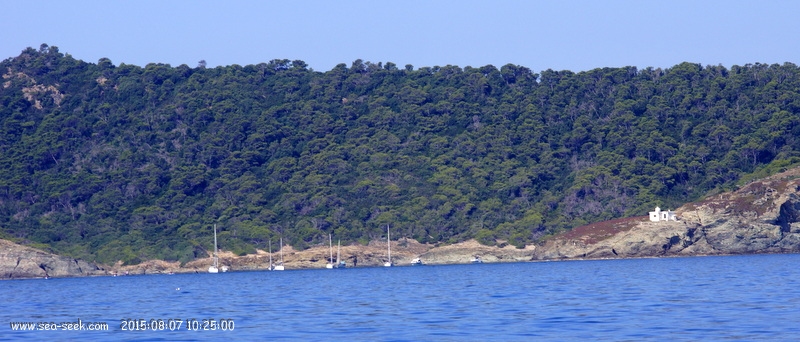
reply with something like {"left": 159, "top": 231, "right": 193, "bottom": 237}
{"left": 3, "top": 253, "right": 800, "bottom": 341}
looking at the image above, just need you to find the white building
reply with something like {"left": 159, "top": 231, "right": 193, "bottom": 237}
{"left": 649, "top": 207, "right": 677, "bottom": 222}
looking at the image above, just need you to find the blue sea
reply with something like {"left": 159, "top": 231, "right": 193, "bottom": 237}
{"left": 3, "top": 254, "right": 800, "bottom": 341}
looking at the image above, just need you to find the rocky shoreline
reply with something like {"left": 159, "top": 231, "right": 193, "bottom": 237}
{"left": 0, "top": 237, "right": 540, "bottom": 279}
{"left": 122, "top": 238, "right": 540, "bottom": 275}
{"left": 0, "top": 239, "right": 106, "bottom": 279}
{"left": 5, "top": 167, "right": 800, "bottom": 280}
{"left": 536, "top": 166, "right": 800, "bottom": 260}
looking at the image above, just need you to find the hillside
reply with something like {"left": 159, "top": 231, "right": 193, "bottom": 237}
{"left": 6, "top": 165, "right": 800, "bottom": 279}
{"left": 2, "top": 44, "right": 800, "bottom": 265}
{"left": 538, "top": 166, "right": 800, "bottom": 259}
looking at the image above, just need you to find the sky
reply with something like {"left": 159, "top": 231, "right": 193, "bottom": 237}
{"left": 2, "top": 0, "right": 799, "bottom": 73}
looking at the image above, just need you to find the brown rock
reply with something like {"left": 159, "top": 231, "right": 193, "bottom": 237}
{"left": 0, "top": 240, "right": 106, "bottom": 279}
{"left": 537, "top": 166, "right": 800, "bottom": 259}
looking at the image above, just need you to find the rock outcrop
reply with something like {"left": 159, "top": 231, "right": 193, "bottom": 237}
{"left": 535, "top": 167, "right": 800, "bottom": 259}
{"left": 101, "top": 238, "right": 538, "bottom": 274}
{"left": 0, "top": 239, "right": 106, "bottom": 279}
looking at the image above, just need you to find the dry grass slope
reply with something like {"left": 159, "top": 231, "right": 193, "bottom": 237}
{"left": 557, "top": 216, "right": 646, "bottom": 245}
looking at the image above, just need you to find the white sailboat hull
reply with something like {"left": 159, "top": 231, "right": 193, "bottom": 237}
{"left": 335, "top": 239, "right": 345, "bottom": 268}
{"left": 385, "top": 224, "right": 393, "bottom": 268}
{"left": 274, "top": 237, "right": 286, "bottom": 271}
{"left": 209, "top": 224, "right": 220, "bottom": 273}
{"left": 327, "top": 234, "right": 335, "bottom": 269}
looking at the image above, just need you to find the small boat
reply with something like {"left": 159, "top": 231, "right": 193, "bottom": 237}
{"left": 267, "top": 239, "right": 275, "bottom": 271}
{"left": 326, "top": 234, "right": 334, "bottom": 269}
{"left": 383, "top": 224, "right": 393, "bottom": 267}
{"left": 470, "top": 256, "right": 483, "bottom": 264}
{"left": 336, "top": 240, "right": 346, "bottom": 268}
{"left": 410, "top": 257, "right": 424, "bottom": 266}
{"left": 274, "top": 238, "right": 285, "bottom": 271}
{"left": 208, "top": 224, "right": 220, "bottom": 273}
{"left": 208, "top": 224, "right": 230, "bottom": 272}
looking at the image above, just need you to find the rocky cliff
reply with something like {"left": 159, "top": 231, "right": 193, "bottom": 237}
{"left": 535, "top": 166, "right": 800, "bottom": 259}
{"left": 0, "top": 239, "right": 106, "bottom": 279}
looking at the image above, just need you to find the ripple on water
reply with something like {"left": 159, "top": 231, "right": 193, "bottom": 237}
{"left": 3, "top": 254, "right": 800, "bottom": 340}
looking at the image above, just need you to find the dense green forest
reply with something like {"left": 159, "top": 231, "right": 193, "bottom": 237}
{"left": 2, "top": 44, "right": 799, "bottom": 265}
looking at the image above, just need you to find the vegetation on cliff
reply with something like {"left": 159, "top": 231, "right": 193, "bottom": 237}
{"left": 2, "top": 44, "right": 799, "bottom": 264}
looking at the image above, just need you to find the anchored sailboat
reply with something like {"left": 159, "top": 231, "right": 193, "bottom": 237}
{"left": 326, "top": 234, "right": 334, "bottom": 269}
{"left": 274, "top": 238, "right": 285, "bottom": 271}
{"left": 267, "top": 239, "right": 275, "bottom": 271}
{"left": 384, "top": 224, "right": 393, "bottom": 267}
{"left": 208, "top": 224, "right": 219, "bottom": 273}
{"left": 336, "top": 239, "right": 346, "bottom": 268}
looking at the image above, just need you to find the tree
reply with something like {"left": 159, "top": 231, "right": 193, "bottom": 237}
{"left": 2, "top": 50, "right": 799, "bottom": 263}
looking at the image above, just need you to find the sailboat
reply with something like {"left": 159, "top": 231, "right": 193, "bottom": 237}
{"left": 326, "top": 234, "right": 334, "bottom": 269}
{"left": 383, "top": 224, "right": 393, "bottom": 267}
{"left": 267, "top": 239, "right": 275, "bottom": 271}
{"left": 336, "top": 239, "right": 346, "bottom": 268}
{"left": 274, "top": 238, "right": 285, "bottom": 271}
{"left": 208, "top": 224, "right": 219, "bottom": 273}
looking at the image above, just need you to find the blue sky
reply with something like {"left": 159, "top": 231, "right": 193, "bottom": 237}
{"left": 2, "top": 0, "right": 798, "bottom": 72}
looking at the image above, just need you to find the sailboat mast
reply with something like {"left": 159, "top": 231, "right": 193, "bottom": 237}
{"left": 213, "top": 224, "right": 219, "bottom": 268}
{"left": 387, "top": 224, "right": 391, "bottom": 263}
{"left": 269, "top": 239, "right": 272, "bottom": 267}
{"left": 330, "top": 234, "right": 333, "bottom": 263}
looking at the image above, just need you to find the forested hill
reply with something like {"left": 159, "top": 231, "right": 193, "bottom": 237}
{"left": 2, "top": 45, "right": 799, "bottom": 265}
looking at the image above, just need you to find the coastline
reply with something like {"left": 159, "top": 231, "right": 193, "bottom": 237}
{"left": 5, "top": 235, "right": 798, "bottom": 280}
{"left": 8, "top": 166, "right": 800, "bottom": 279}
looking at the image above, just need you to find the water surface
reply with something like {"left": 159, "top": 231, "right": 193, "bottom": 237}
{"left": 3, "top": 254, "right": 799, "bottom": 340}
